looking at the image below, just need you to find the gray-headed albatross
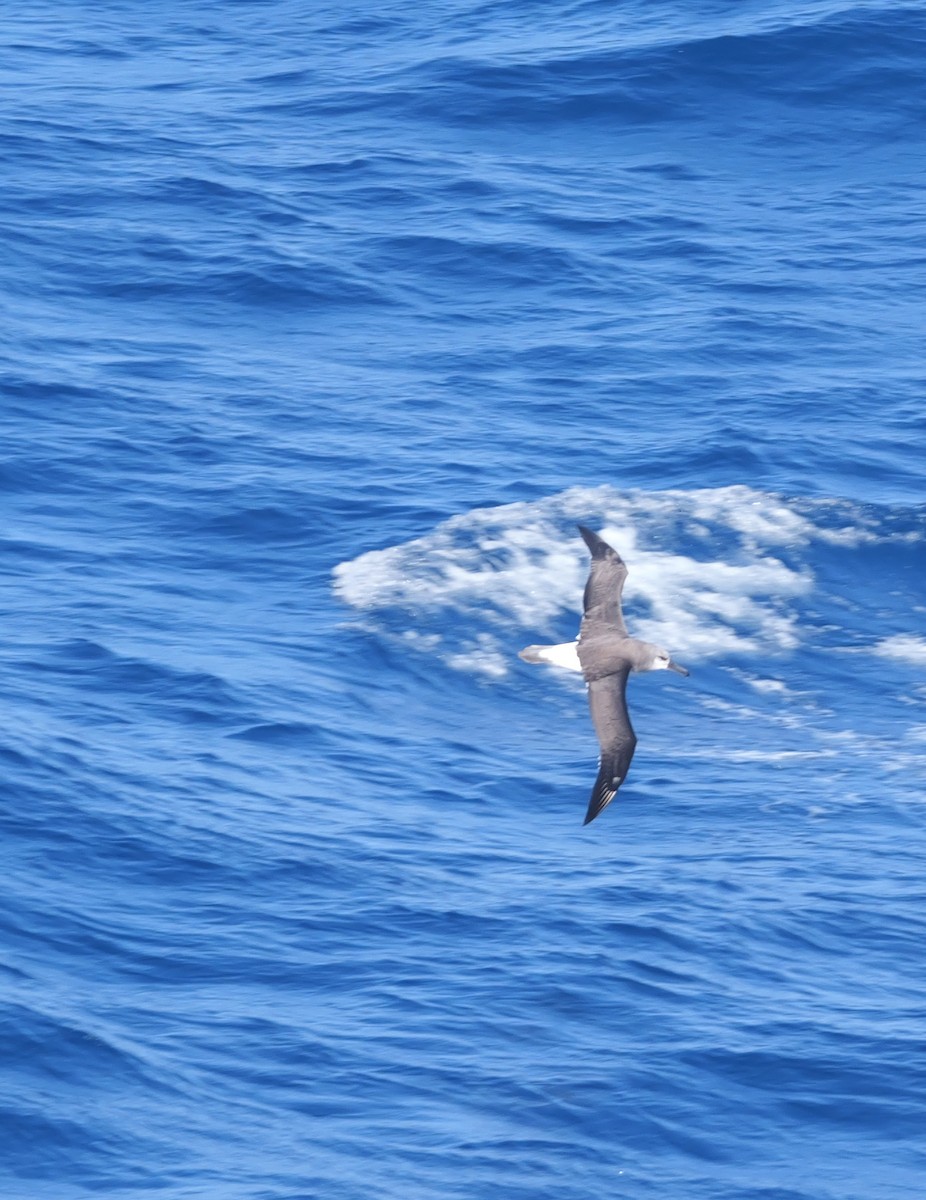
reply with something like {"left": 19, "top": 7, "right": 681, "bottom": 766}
{"left": 519, "top": 525, "right": 688, "bottom": 825}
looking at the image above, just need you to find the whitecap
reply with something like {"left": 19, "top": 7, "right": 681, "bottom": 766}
{"left": 331, "top": 484, "right": 897, "bottom": 677}
{"left": 870, "top": 634, "right": 926, "bottom": 665}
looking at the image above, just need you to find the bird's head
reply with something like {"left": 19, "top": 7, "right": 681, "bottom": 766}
{"left": 646, "top": 644, "right": 689, "bottom": 676}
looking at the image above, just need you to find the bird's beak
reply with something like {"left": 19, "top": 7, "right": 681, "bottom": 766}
{"left": 668, "top": 660, "right": 689, "bottom": 676}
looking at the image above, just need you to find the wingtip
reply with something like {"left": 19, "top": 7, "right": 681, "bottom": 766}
{"left": 583, "top": 777, "right": 617, "bottom": 825}
{"left": 583, "top": 794, "right": 613, "bottom": 825}
{"left": 577, "top": 524, "right": 613, "bottom": 558}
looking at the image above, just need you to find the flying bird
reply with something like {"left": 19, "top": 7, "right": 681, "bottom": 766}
{"left": 519, "top": 526, "right": 688, "bottom": 824}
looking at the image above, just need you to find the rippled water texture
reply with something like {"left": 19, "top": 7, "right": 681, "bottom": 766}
{"left": 2, "top": 3, "right": 925, "bottom": 1198}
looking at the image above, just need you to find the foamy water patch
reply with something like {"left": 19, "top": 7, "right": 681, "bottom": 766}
{"left": 870, "top": 634, "right": 926, "bottom": 666}
{"left": 720, "top": 748, "right": 839, "bottom": 763}
{"left": 332, "top": 485, "right": 891, "bottom": 677}
{"left": 444, "top": 634, "right": 510, "bottom": 679}
{"left": 333, "top": 505, "right": 586, "bottom": 628}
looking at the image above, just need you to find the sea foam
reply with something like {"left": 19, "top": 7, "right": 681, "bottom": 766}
{"left": 332, "top": 485, "right": 837, "bottom": 675}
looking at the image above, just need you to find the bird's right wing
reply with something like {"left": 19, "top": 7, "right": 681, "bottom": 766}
{"left": 584, "top": 669, "right": 637, "bottom": 825}
{"left": 577, "top": 525, "right": 628, "bottom": 636}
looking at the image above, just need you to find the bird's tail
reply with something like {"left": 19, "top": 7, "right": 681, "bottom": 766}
{"left": 518, "top": 642, "right": 582, "bottom": 671}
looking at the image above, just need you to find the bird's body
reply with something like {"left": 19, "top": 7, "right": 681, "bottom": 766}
{"left": 519, "top": 526, "right": 688, "bottom": 824}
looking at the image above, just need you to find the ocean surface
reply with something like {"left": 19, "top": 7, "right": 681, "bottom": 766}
{"left": 2, "top": 3, "right": 925, "bottom": 1198}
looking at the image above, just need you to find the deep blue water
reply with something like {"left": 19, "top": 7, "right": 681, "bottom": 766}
{"left": 2, "top": 3, "right": 925, "bottom": 1198}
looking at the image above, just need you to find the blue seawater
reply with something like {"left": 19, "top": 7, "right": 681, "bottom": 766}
{"left": 2, "top": 3, "right": 925, "bottom": 1198}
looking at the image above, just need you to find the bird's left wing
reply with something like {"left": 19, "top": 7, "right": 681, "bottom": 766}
{"left": 584, "top": 668, "right": 637, "bottom": 825}
{"left": 577, "top": 525, "right": 628, "bottom": 636}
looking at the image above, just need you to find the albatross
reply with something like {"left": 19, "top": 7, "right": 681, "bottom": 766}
{"left": 519, "top": 526, "right": 689, "bottom": 825}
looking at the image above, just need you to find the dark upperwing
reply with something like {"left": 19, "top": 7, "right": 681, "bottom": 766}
{"left": 584, "top": 669, "right": 637, "bottom": 824}
{"left": 577, "top": 525, "right": 628, "bottom": 636}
